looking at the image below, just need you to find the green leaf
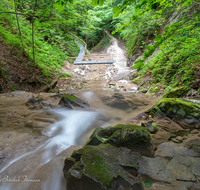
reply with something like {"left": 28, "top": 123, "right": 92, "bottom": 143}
{"left": 54, "top": 2, "right": 64, "bottom": 12}
{"left": 91, "top": 0, "right": 98, "bottom": 7}
{"left": 154, "top": 34, "right": 162, "bottom": 42}
{"left": 144, "top": 180, "right": 152, "bottom": 188}
{"left": 113, "top": 7, "right": 120, "bottom": 17}
{"left": 98, "top": 0, "right": 104, "bottom": 6}
{"left": 133, "top": 62, "right": 144, "bottom": 71}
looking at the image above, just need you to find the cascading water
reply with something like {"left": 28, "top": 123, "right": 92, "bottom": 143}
{"left": 0, "top": 109, "right": 99, "bottom": 190}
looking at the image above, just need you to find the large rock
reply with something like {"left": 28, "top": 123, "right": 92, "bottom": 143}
{"left": 63, "top": 144, "right": 144, "bottom": 190}
{"left": 146, "top": 98, "right": 200, "bottom": 129}
{"left": 25, "top": 117, "right": 57, "bottom": 133}
{"left": 163, "top": 86, "right": 190, "bottom": 98}
{"left": 139, "top": 142, "right": 200, "bottom": 190}
{"left": 25, "top": 97, "right": 55, "bottom": 110}
{"left": 101, "top": 93, "right": 137, "bottom": 110}
{"left": 86, "top": 124, "right": 154, "bottom": 157}
{"left": 59, "top": 94, "right": 90, "bottom": 109}
{"left": 185, "top": 139, "right": 200, "bottom": 153}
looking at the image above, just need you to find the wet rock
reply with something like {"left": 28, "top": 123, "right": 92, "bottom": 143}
{"left": 142, "top": 120, "right": 158, "bottom": 134}
{"left": 191, "top": 162, "right": 200, "bottom": 177}
{"left": 163, "top": 86, "right": 190, "bottom": 98}
{"left": 25, "top": 117, "right": 57, "bottom": 133}
{"left": 191, "top": 129, "right": 199, "bottom": 134}
{"left": 175, "top": 136, "right": 183, "bottom": 142}
{"left": 25, "top": 97, "right": 55, "bottom": 110}
{"left": 185, "top": 139, "right": 200, "bottom": 153}
{"left": 63, "top": 144, "right": 144, "bottom": 190}
{"left": 112, "top": 93, "right": 125, "bottom": 99}
{"left": 10, "top": 91, "right": 33, "bottom": 99}
{"left": 0, "top": 132, "right": 48, "bottom": 169}
{"left": 59, "top": 94, "right": 90, "bottom": 109}
{"left": 86, "top": 124, "right": 154, "bottom": 157}
{"left": 186, "top": 89, "right": 198, "bottom": 97}
{"left": 139, "top": 142, "right": 200, "bottom": 189}
{"left": 146, "top": 98, "right": 200, "bottom": 129}
{"left": 176, "top": 129, "right": 190, "bottom": 137}
{"left": 171, "top": 137, "right": 181, "bottom": 143}
{"left": 103, "top": 97, "right": 135, "bottom": 110}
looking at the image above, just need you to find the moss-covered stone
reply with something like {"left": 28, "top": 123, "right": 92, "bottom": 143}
{"left": 146, "top": 98, "right": 200, "bottom": 129}
{"left": 162, "top": 86, "right": 190, "bottom": 98}
{"left": 63, "top": 144, "right": 144, "bottom": 190}
{"left": 59, "top": 94, "right": 90, "bottom": 109}
{"left": 86, "top": 124, "right": 154, "bottom": 157}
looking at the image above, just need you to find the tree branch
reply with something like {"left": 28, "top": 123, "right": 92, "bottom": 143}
{"left": 0, "top": 11, "right": 28, "bottom": 15}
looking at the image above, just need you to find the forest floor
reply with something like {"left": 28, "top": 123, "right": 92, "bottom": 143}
{"left": 0, "top": 37, "right": 54, "bottom": 93}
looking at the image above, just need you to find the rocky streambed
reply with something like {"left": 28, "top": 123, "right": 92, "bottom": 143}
{"left": 0, "top": 89, "right": 200, "bottom": 190}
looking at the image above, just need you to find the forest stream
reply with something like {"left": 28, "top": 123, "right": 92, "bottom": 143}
{"left": 0, "top": 38, "right": 200, "bottom": 190}
{"left": 0, "top": 39, "right": 160, "bottom": 189}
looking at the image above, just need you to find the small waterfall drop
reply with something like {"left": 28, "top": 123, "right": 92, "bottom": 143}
{"left": 0, "top": 109, "right": 99, "bottom": 190}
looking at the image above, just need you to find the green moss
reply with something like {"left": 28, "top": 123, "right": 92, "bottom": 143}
{"left": 69, "top": 144, "right": 141, "bottom": 187}
{"left": 162, "top": 86, "right": 189, "bottom": 98}
{"left": 63, "top": 94, "right": 77, "bottom": 101}
{"left": 38, "top": 97, "right": 44, "bottom": 101}
{"left": 151, "top": 122, "right": 158, "bottom": 133}
{"left": 146, "top": 98, "right": 200, "bottom": 117}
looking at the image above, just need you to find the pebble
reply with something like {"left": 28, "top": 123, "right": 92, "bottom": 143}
{"left": 176, "top": 136, "right": 183, "bottom": 142}
{"left": 182, "top": 136, "right": 187, "bottom": 140}
{"left": 190, "top": 129, "right": 199, "bottom": 134}
{"left": 171, "top": 138, "right": 180, "bottom": 143}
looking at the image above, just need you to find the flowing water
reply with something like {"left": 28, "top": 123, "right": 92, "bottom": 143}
{"left": 0, "top": 89, "right": 160, "bottom": 190}
{"left": 0, "top": 109, "right": 99, "bottom": 190}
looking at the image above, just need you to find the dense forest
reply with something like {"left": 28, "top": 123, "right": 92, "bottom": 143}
{"left": 0, "top": 0, "right": 199, "bottom": 96}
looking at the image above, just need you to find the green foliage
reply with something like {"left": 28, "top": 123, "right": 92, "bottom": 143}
{"left": 0, "top": 0, "right": 80, "bottom": 77}
{"left": 132, "top": 59, "right": 144, "bottom": 71}
{"left": 92, "top": 34, "right": 111, "bottom": 51}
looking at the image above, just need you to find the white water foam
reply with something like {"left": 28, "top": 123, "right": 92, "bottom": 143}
{"left": 0, "top": 109, "right": 99, "bottom": 190}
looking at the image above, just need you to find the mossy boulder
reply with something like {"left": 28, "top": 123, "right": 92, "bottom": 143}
{"left": 63, "top": 144, "right": 144, "bottom": 190}
{"left": 59, "top": 94, "right": 90, "bottom": 109}
{"left": 163, "top": 86, "right": 189, "bottom": 98}
{"left": 146, "top": 98, "right": 200, "bottom": 129}
{"left": 101, "top": 93, "right": 136, "bottom": 110}
{"left": 86, "top": 124, "right": 154, "bottom": 157}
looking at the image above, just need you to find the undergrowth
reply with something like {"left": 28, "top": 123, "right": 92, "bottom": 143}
{"left": 139, "top": 22, "right": 200, "bottom": 91}
{"left": 92, "top": 34, "right": 111, "bottom": 52}
{"left": 0, "top": 1, "right": 79, "bottom": 78}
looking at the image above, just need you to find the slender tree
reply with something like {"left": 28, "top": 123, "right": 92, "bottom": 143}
{"left": 14, "top": 0, "right": 25, "bottom": 54}
{"left": 32, "top": 0, "right": 38, "bottom": 85}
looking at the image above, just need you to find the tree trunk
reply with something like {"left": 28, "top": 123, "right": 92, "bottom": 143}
{"left": 14, "top": 0, "right": 25, "bottom": 54}
{"left": 32, "top": 18, "right": 36, "bottom": 84}
{"left": 0, "top": 60, "right": 2, "bottom": 76}
{"left": 32, "top": 0, "right": 38, "bottom": 85}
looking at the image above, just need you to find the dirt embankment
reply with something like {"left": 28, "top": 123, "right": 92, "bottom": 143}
{"left": 0, "top": 38, "right": 51, "bottom": 93}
